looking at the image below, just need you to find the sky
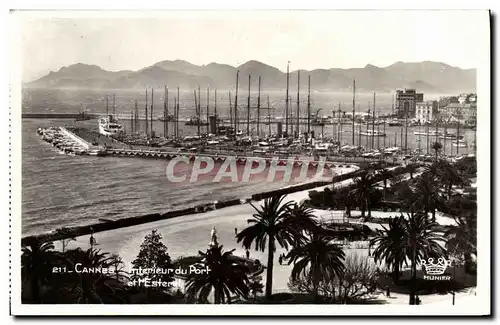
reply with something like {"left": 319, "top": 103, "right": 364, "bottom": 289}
{"left": 16, "top": 10, "right": 489, "bottom": 82}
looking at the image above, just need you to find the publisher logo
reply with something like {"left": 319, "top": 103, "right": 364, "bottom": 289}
{"left": 420, "top": 257, "right": 452, "bottom": 281}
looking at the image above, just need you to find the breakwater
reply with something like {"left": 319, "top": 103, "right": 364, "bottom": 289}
{"left": 22, "top": 113, "right": 98, "bottom": 119}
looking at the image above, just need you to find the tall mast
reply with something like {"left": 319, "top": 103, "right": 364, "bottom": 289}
{"left": 151, "top": 88, "right": 154, "bottom": 138}
{"left": 247, "top": 74, "right": 251, "bottom": 136}
{"left": 214, "top": 89, "right": 218, "bottom": 134}
{"left": 207, "top": 87, "right": 210, "bottom": 134}
{"left": 145, "top": 89, "right": 149, "bottom": 138}
{"left": 164, "top": 86, "right": 168, "bottom": 138}
{"left": 296, "top": 70, "right": 300, "bottom": 136}
{"left": 257, "top": 76, "right": 261, "bottom": 138}
{"left": 176, "top": 87, "right": 180, "bottom": 138}
{"left": 174, "top": 96, "right": 177, "bottom": 138}
{"left": 352, "top": 79, "right": 356, "bottom": 146}
{"left": 130, "top": 106, "right": 133, "bottom": 134}
{"left": 198, "top": 85, "right": 201, "bottom": 135}
{"left": 456, "top": 108, "right": 460, "bottom": 155}
{"left": 405, "top": 101, "right": 409, "bottom": 152}
{"left": 285, "top": 62, "right": 290, "bottom": 136}
{"left": 113, "top": 94, "right": 116, "bottom": 115}
{"left": 134, "top": 100, "right": 138, "bottom": 134}
{"left": 229, "top": 91, "right": 233, "bottom": 130}
{"left": 307, "top": 75, "right": 311, "bottom": 138}
{"left": 267, "top": 95, "right": 271, "bottom": 136}
{"left": 435, "top": 101, "right": 440, "bottom": 144}
{"left": 194, "top": 89, "right": 199, "bottom": 137}
{"left": 338, "top": 103, "right": 341, "bottom": 143}
{"left": 234, "top": 71, "right": 239, "bottom": 133}
{"left": 372, "top": 92, "right": 376, "bottom": 149}
{"left": 106, "top": 95, "right": 109, "bottom": 116}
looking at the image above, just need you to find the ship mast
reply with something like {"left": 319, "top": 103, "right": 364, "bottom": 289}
{"left": 198, "top": 86, "right": 201, "bottom": 136}
{"left": 174, "top": 96, "right": 177, "bottom": 138}
{"left": 164, "top": 86, "right": 168, "bottom": 138}
{"left": 134, "top": 100, "right": 138, "bottom": 135}
{"left": 214, "top": 89, "right": 218, "bottom": 134}
{"left": 372, "top": 92, "right": 376, "bottom": 149}
{"left": 247, "top": 74, "right": 251, "bottom": 136}
{"left": 106, "top": 95, "right": 109, "bottom": 116}
{"left": 307, "top": 75, "right": 311, "bottom": 141}
{"left": 229, "top": 91, "right": 233, "bottom": 130}
{"left": 113, "top": 94, "right": 116, "bottom": 115}
{"left": 285, "top": 62, "right": 290, "bottom": 137}
{"left": 296, "top": 70, "right": 300, "bottom": 137}
{"left": 194, "top": 89, "right": 199, "bottom": 137}
{"left": 145, "top": 89, "right": 149, "bottom": 139}
{"left": 151, "top": 89, "right": 154, "bottom": 138}
{"left": 234, "top": 71, "right": 239, "bottom": 133}
{"left": 257, "top": 76, "right": 261, "bottom": 138}
{"left": 207, "top": 87, "right": 210, "bottom": 134}
{"left": 267, "top": 95, "right": 271, "bottom": 136}
{"left": 352, "top": 79, "right": 356, "bottom": 146}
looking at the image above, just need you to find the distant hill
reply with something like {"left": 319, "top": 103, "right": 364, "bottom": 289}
{"left": 26, "top": 60, "right": 476, "bottom": 93}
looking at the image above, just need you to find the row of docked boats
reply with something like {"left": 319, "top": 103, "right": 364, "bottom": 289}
{"left": 37, "top": 127, "right": 107, "bottom": 156}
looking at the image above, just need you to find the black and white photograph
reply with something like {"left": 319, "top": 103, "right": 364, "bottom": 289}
{"left": 9, "top": 9, "right": 491, "bottom": 316}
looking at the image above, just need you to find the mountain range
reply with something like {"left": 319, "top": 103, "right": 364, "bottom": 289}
{"left": 25, "top": 60, "right": 476, "bottom": 93}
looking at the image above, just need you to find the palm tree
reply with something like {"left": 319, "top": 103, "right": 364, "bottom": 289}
{"left": 404, "top": 211, "right": 446, "bottom": 305}
{"left": 248, "top": 275, "right": 264, "bottom": 301}
{"left": 431, "top": 142, "right": 442, "bottom": 161}
{"left": 379, "top": 168, "right": 393, "bottom": 190}
{"left": 21, "top": 240, "right": 56, "bottom": 303}
{"left": 351, "top": 173, "right": 376, "bottom": 219}
{"left": 407, "top": 164, "right": 417, "bottom": 180}
{"left": 236, "top": 195, "right": 295, "bottom": 301}
{"left": 285, "top": 202, "right": 320, "bottom": 245}
{"left": 186, "top": 245, "right": 249, "bottom": 304}
{"left": 55, "top": 248, "right": 127, "bottom": 304}
{"left": 445, "top": 214, "right": 477, "bottom": 273}
{"left": 370, "top": 216, "right": 407, "bottom": 282}
{"left": 286, "top": 232, "right": 345, "bottom": 302}
{"left": 414, "top": 173, "right": 443, "bottom": 222}
{"left": 436, "top": 160, "right": 465, "bottom": 200}
{"left": 338, "top": 187, "right": 354, "bottom": 218}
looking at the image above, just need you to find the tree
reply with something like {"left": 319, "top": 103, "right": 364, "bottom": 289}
{"left": 379, "top": 168, "right": 393, "bottom": 190}
{"left": 286, "top": 232, "right": 345, "bottom": 302}
{"left": 370, "top": 216, "right": 407, "bottom": 282}
{"left": 54, "top": 227, "right": 76, "bottom": 253}
{"left": 431, "top": 142, "right": 442, "bottom": 160}
{"left": 407, "top": 164, "right": 417, "bottom": 180}
{"left": 351, "top": 173, "right": 376, "bottom": 219}
{"left": 414, "top": 173, "right": 443, "bottom": 222}
{"left": 445, "top": 214, "right": 477, "bottom": 273}
{"left": 185, "top": 245, "right": 249, "bottom": 304}
{"left": 435, "top": 160, "right": 465, "bottom": 200}
{"left": 236, "top": 195, "right": 294, "bottom": 301}
{"left": 288, "top": 252, "right": 378, "bottom": 303}
{"left": 285, "top": 202, "right": 319, "bottom": 246}
{"left": 248, "top": 275, "right": 264, "bottom": 301}
{"left": 404, "top": 211, "right": 446, "bottom": 305}
{"left": 54, "top": 248, "right": 127, "bottom": 304}
{"left": 131, "top": 229, "right": 174, "bottom": 287}
{"left": 21, "top": 239, "right": 56, "bottom": 303}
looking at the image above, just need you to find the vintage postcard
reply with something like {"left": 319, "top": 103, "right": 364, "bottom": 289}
{"left": 9, "top": 9, "right": 490, "bottom": 316}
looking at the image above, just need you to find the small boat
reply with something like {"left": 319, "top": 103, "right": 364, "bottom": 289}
{"left": 158, "top": 114, "right": 174, "bottom": 122}
{"left": 439, "top": 133, "right": 463, "bottom": 140}
{"left": 358, "top": 130, "right": 386, "bottom": 137}
{"left": 75, "top": 111, "right": 92, "bottom": 121}
{"left": 388, "top": 120, "right": 403, "bottom": 126}
{"left": 185, "top": 116, "right": 208, "bottom": 126}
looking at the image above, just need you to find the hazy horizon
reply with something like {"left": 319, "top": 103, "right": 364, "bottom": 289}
{"left": 16, "top": 10, "right": 488, "bottom": 82}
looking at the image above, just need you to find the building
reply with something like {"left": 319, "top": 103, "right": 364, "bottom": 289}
{"left": 395, "top": 89, "right": 424, "bottom": 118}
{"left": 415, "top": 101, "right": 438, "bottom": 123}
{"left": 439, "top": 102, "right": 477, "bottom": 125}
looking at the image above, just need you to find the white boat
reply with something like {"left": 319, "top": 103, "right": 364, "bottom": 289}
{"left": 414, "top": 130, "right": 443, "bottom": 136}
{"left": 358, "top": 130, "right": 386, "bottom": 137}
{"left": 98, "top": 115, "right": 123, "bottom": 137}
{"left": 439, "top": 133, "right": 463, "bottom": 140}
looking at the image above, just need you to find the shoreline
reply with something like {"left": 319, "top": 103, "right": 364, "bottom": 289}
{"left": 21, "top": 166, "right": 366, "bottom": 246}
